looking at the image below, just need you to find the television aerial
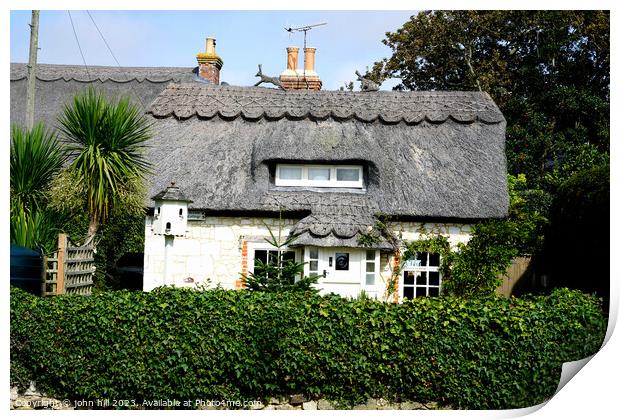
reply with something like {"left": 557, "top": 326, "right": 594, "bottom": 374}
{"left": 284, "top": 22, "right": 327, "bottom": 49}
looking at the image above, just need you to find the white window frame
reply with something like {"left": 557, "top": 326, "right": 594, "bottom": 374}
{"left": 275, "top": 164, "right": 364, "bottom": 189}
{"left": 401, "top": 251, "right": 442, "bottom": 300}
{"left": 362, "top": 249, "right": 380, "bottom": 292}
{"left": 247, "top": 242, "right": 301, "bottom": 280}
{"left": 306, "top": 246, "right": 320, "bottom": 278}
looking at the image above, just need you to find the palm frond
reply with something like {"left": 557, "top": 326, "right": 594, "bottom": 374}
{"left": 10, "top": 123, "right": 68, "bottom": 213}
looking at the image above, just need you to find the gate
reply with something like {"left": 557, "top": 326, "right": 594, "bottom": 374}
{"left": 43, "top": 233, "right": 95, "bottom": 296}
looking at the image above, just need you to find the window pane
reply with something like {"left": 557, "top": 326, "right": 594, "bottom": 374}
{"left": 336, "top": 168, "right": 360, "bottom": 181}
{"left": 282, "top": 251, "right": 296, "bottom": 262}
{"left": 365, "top": 273, "right": 375, "bottom": 285}
{"left": 308, "top": 168, "right": 330, "bottom": 181}
{"left": 429, "top": 253, "right": 440, "bottom": 267}
{"left": 309, "top": 271, "right": 318, "bottom": 277}
{"left": 429, "top": 271, "right": 440, "bottom": 286}
{"left": 416, "top": 287, "right": 427, "bottom": 297}
{"left": 279, "top": 166, "right": 302, "bottom": 180}
{"left": 309, "top": 247, "right": 318, "bottom": 259}
{"left": 429, "top": 287, "right": 440, "bottom": 297}
{"left": 403, "top": 286, "right": 414, "bottom": 300}
{"left": 268, "top": 251, "right": 278, "bottom": 265}
{"left": 254, "top": 250, "right": 267, "bottom": 264}
{"left": 309, "top": 260, "right": 318, "bottom": 271}
{"left": 416, "top": 272, "right": 427, "bottom": 285}
{"left": 366, "top": 250, "right": 375, "bottom": 260}
{"left": 366, "top": 262, "right": 375, "bottom": 273}
{"left": 335, "top": 253, "right": 349, "bottom": 270}
{"left": 254, "top": 250, "right": 267, "bottom": 277}
{"left": 404, "top": 272, "right": 416, "bottom": 285}
{"left": 417, "top": 252, "right": 428, "bottom": 267}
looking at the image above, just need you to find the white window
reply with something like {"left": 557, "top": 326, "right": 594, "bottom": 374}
{"left": 363, "top": 250, "right": 379, "bottom": 290}
{"left": 307, "top": 247, "right": 320, "bottom": 277}
{"left": 402, "top": 252, "right": 441, "bottom": 299}
{"left": 251, "top": 249, "right": 297, "bottom": 279}
{"left": 275, "top": 164, "right": 364, "bottom": 189}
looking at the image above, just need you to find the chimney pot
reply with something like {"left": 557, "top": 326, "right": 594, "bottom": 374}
{"left": 280, "top": 46, "right": 322, "bottom": 91}
{"left": 286, "top": 47, "right": 299, "bottom": 71}
{"left": 304, "top": 47, "right": 316, "bottom": 73}
{"left": 206, "top": 37, "right": 216, "bottom": 55}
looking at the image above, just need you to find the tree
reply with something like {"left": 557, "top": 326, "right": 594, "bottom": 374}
{"left": 542, "top": 164, "right": 609, "bottom": 311}
{"left": 57, "top": 88, "right": 152, "bottom": 244}
{"left": 10, "top": 123, "right": 67, "bottom": 252}
{"left": 10, "top": 123, "right": 67, "bottom": 213}
{"left": 242, "top": 224, "right": 320, "bottom": 292}
{"left": 369, "top": 11, "right": 609, "bottom": 189}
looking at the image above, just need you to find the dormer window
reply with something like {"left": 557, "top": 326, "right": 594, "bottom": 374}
{"left": 275, "top": 164, "right": 363, "bottom": 189}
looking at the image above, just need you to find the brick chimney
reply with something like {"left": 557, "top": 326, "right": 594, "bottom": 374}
{"left": 279, "top": 46, "right": 322, "bottom": 91}
{"left": 196, "top": 37, "right": 223, "bottom": 84}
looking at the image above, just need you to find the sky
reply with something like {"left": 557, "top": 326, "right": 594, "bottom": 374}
{"left": 10, "top": 10, "right": 416, "bottom": 90}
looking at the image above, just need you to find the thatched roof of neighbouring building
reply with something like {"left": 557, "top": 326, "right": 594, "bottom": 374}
{"left": 10, "top": 63, "right": 194, "bottom": 128}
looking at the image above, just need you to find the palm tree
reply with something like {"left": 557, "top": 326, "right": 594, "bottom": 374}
{"left": 10, "top": 123, "right": 67, "bottom": 252}
{"left": 10, "top": 123, "right": 67, "bottom": 212}
{"left": 57, "top": 88, "right": 152, "bottom": 244}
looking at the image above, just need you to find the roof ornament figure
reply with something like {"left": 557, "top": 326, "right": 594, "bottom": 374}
{"left": 254, "top": 64, "right": 286, "bottom": 90}
{"left": 355, "top": 70, "right": 380, "bottom": 92}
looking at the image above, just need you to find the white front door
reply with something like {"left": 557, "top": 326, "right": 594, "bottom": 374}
{"left": 304, "top": 247, "right": 361, "bottom": 297}
{"left": 304, "top": 247, "right": 384, "bottom": 298}
{"left": 320, "top": 248, "right": 360, "bottom": 284}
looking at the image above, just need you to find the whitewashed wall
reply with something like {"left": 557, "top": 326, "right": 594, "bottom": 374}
{"left": 143, "top": 216, "right": 297, "bottom": 291}
{"left": 143, "top": 216, "right": 473, "bottom": 300}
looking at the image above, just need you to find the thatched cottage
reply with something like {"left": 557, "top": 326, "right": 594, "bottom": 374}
{"left": 10, "top": 38, "right": 508, "bottom": 301}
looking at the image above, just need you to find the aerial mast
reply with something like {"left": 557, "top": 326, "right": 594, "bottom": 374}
{"left": 285, "top": 22, "right": 327, "bottom": 51}
{"left": 285, "top": 22, "right": 327, "bottom": 90}
{"left": 25, "top": 10, "right": 40, "bottom": 130}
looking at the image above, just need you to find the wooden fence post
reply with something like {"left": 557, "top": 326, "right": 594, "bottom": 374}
{"left": 41, "top": 254, "right": 47, "bottom": 296}
{"left": 56, "top": 233, "right": 67, "bottom": 295}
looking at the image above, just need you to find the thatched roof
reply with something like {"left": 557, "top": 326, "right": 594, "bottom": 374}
{"left": 149, "top": 83, "right": 504, "bottom": 123}
{"left": 145, "top": 84, "right": 508, "bottom": 247}
{"left": 151, "top": 183, "right": 193, "bottom": 202}
{"left": 10, "top": 63, "right": 194, "bottom": 128}
{"left": 10, "top": 65, "right": 508, "bottom": 248}
{"left": 10, "top": 63, "right": 194, "bottom": 83}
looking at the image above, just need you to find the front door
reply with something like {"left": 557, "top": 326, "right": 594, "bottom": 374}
{"left": 308, "top": 247, "right": 362, "bottom": 297}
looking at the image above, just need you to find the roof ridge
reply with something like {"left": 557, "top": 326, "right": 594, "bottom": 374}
{"left": 148, "top": 83, "right": 505, "bottom": 124}
{"left": 10, "top": 62, "right": 194, "bottom": 83}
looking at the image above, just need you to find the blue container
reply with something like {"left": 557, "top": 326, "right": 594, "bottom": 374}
{"left": 10, "top": 244, "right": 43, "bottom": 296}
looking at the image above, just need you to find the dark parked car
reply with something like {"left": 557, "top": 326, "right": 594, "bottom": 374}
{"left": 10, "top": 244, "right": 42, "bottom": 296}
{"left": 114, "top": 252, "right": 144, "bottom": 291}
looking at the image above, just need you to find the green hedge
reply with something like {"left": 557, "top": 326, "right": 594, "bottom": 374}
{"left": 10, "top": 287, "right": 606, "bottom": 409}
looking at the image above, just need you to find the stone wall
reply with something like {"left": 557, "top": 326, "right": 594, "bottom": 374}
{"left": 144, "top": 216, "right": 298, "bottom": 291}
{"left": 245, "top": 395, "right": 443, "bottom": 410}
{"left": 9, "top": 385, "right": 444, "bottom": 410}
{"left": 10, "top": 384, "right": 73, "bottom": 410}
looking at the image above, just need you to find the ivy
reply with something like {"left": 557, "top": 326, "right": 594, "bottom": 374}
{"left": 10, "top": 286, "right": 606, "bottom": 409}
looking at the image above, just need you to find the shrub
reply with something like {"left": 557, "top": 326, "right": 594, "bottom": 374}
{"left": 242, "top": 224, "right": 320, "bottom": 292}
{"left": 10, "top": 286, "right": 606, "bottom": 409}
{"left": 543, "top": 164, "right": 610, "bottom": 311}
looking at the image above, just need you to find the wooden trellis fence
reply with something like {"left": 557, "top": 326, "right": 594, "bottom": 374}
{"left": 43, "top": 233, "right": 95, "bottom": 296}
